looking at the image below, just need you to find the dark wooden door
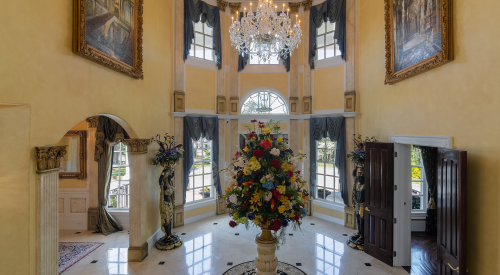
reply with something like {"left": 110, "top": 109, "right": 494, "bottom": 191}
{"left": 364, "top": 142, "right": 394, "bottom": 266}
{"left": 437, "top": 149, "right": 467, "bottom": 275}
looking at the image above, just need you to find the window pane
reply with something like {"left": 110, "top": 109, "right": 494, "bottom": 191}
{"left": 269, "top": 57, "right": 279, "bottom": 65}
{"left": 317, "top": 48, "right": 324, "bottom": 60}
{"left": 108, "top": 195, "right": 117, "bottom": 208}
{"left": 249, "top": 57, "right": 259, "bottom": 64}
{"left": 194, "top": 22, "right": 203, "bottom": 33}
{"left": 112, "top": 152, "right": 120, "bottom": 165}
{"left": 334, "top": 176, "right": 341, "bottom": 191}
{"left": 109, "top": 180, "right": 119, "bottom": 194}
{"left": 119, "top": 181, "right": 129, "bottom": 194}
{"left": 195, "top": 33, "right": 203, "bottom": 46}
{"left": 317, "top": 35, "right": 325, "bottom": 48}
{"left": 193, "top": 188, "right": 203, "bottom": 201}
{"left": 325, "top": 188, "right": 334, "bottom": 202}
{"left": 317, "top": 188, "right": 325, "bottom": 199}
{"left": 205, "top": 35, "right": 213, "bottom": 48}
{"left": 195, "top": 45, "right": 204, "bottom": 58}
{"left": 318, "top": 139, "right": 326, "bottom": 148}
{"left": 412, "top": 167, "right": 422, "bottom": 180}
{"left": 189, "top": 44, "right": 195, "bottom": 56}
{"left": 120, "top": 152, "right": 128, "bottom": 165}
{"left": 317, "top": 149, "right": 326, "bottom": 162}
{"left": 325, "top": 33, "right": 335, "bottom": 45}
{"left": 325, "top": 45, "right": 336, "bottom": 58}
{"left": 121, "top": 167, "right": 130, "bottom": 180}
{"left": 325, "top": 163, "right": 334, "bottom": 176}
{"left": 186, "top": 190, "right": 194, "bottom": 203}
{"left": 204, "top": 174, "right": 212, "bottom": 187}
{"left": 411, "top": 152, "right": 422, "bottom": 165}
{"left": 325, "top": 176, "right": 334, "bottom": 189}
{"left": 111, "top": 168, "right": 120, "bottom": 180}
{"left": 327, "top": 22, "right": 335, "bottom": 32}
{"left": 194, "top": 175, "right": 203, "bottom": 188}
{"left": 317, "top": 174, "right": 325, "bottom": 187}
{"left": 316, "top": 162, "right": 324, "bottom": 174}
{"left": 318, "top": 22, "right": 326, "bottom": 35}
{"left": 412, "top": 182, "right": 421, "bottom": 195}
{"left": 193, "top": 163, "right": 203, "bottom": 175}
{"left": 204, "top": 23, "right": 212, "bottom": 35}
{"left": 412, "top": 196, "right": 421, "bottom": 210}
{"left": 119, "top": 195, "right": 129, "bottom": 208}
{"left": 205, "top": 48, "right": 214, "bottom": 61}
{"left": 188, "top": 177, "right": 194, "bottom": 189}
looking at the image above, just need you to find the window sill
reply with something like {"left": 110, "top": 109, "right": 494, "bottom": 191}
{"left": 107, "top": 209, "right": 129, "bottom": 214}
{"left": 314, "top": 56, "right": 345, "bottom": 70}
{"left": 185, "top": 198, "right": 216, "bottom": 211}
{"left": 411, "top": 212, "right": 427, "bottom": 220}
{"left": 312, "top": 199, "right": 345, "bottom": 213}
{"left": 185, "top": 56, "right": 217, "bottom": 71}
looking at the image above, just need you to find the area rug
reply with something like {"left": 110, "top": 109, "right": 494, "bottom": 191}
{"left": 59, "top": 242, "right": 104, "bottom": 274}
{"left": 223, "top": 261, "right": 307, "bottom": 275}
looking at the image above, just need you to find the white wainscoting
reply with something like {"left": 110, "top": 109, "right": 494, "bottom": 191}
{"left": 59, "top": 189, "right": 89, "bottom": 230}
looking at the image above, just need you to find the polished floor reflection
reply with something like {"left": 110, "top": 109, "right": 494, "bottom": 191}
{"left": 60, "top": 215, "right": 409, "bottom": 275}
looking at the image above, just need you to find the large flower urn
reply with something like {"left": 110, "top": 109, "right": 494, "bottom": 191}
{"left": 255, "top": 228, "right": 279, "bottom": 275}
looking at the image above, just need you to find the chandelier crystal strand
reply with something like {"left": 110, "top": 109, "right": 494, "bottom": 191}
{"left": 229, "top": 0, "right": 302, "bottom": 62}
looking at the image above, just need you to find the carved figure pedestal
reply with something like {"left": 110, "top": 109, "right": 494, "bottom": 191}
{"left": 255, "top": 229, "right": 278, "bottom": 275}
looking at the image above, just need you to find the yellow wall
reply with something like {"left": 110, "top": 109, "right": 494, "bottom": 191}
{"left": 358, "top": 0, "right": 500, "bottom": 273}
{"left": 313, "top": 65, "right": 344, "bottom": 110}
{"left": 313, "top": 205, "right": 344, "bottom": 220}
{"left": 185, "top": 65, "right": 216, "bottom": 110}
{"left": 0, "top": 0, "right": 173, "bottom": 273}
{"left": 240, "top": 73, "right": 288, "bottom": 99}
{"left": 185, "top": 204, "right": 215, "bottom": 219}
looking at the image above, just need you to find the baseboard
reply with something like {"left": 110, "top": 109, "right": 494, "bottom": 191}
{"left": 147, "top": 228, "right": 164, "bottom": 254}
{"left": 59, "top": 216, "right": 88, "bottom": 230}
{"left": 184, "top": 211, "right": 215, "bottom": 225}
{"left": 313, "top": 212, "right": 344, "bottom": 225}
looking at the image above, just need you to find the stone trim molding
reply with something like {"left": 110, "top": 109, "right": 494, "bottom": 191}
{"left": 301, "top": 0, "right": 312, "bottom": 11}
{"left": 344, "top": 206, "right": 356, "bottom": 229}
{"left": 217, "top": 0, "right": 228, "bottom": 10}
{"left": 230, "top": 97, "right": 239, "bottom": 115}
{"left": 216, "top": 196, "right": 226, "bottom": 215}
{"left": 85, "top": 116, "right": 99, "bottom": 128}
{"left": 174, "top": 91, "right": 186, "bottom": 113}
{"left": 344, "top": 91, "right": 356, "bottom": 112}
{"left": 35, "top": 146, "right": 68, "bottom": 173}
{"left": 289, "top": 97, "right": 299, "bottom": 115}
{"left": 123, "top": 139, "right": 152, "bottom": 153}
{"left": 128, "top": 242, "right": 148, "bottom": 262}
{"left": 217, "top": 96, "right": 227, "bottom": 114}
{"left": 173, "top": 205, "right": 185, "bottom": 228}
{"left": 302, "top": 96, "right": 312, "bottom": 114}
{"left": 289, "top": 2, "right": 301, "bottom": 13}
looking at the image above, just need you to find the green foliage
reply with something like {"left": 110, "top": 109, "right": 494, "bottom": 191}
{"left": 412, "top": 167, "right": 421, "bottom": 179}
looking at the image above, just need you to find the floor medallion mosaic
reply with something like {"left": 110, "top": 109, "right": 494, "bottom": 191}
{"left": 223, "top": 261, "right": 307, "bottom": 275}
{"left": 59, "top": 242, "right": 104, "bottom": 274}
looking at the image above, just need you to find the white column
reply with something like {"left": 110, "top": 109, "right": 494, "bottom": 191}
{"left": 35, "top": 146, "right": 67, "bottom": 275}
{"left": 123, "top": 139, "right": 151, "bottom": 262}
{"left": 86, "top": 116, "right": 99, "bottom": 230}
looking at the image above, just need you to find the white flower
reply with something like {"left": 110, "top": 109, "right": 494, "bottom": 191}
{"left": 289, "top": 202, "right": 294, "bottom": 209}
{"left": 225, "top": 172, "right": 233, "bottom": 179}
{"left": 229, "top": 194, "right": 238, "bottom": 204}
{"left": 264, "top": 191, "right": 273, "bottom": 202}
{"left": 270, "top": 148, "right": 280, "bottom": 156}
{"left": 292, "top": 182, "right": 299, "bottom": 190}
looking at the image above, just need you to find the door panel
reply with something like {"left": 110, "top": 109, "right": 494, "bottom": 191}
{"left": 437, "top": 149, "right": 467, "bottom": 275}
{"left": 364, "top": 142, "right": 394, "bottom": 266}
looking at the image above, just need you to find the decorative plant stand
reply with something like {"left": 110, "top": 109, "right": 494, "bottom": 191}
{"left": 255, "top": 229, "right": 279, "bottom": 275}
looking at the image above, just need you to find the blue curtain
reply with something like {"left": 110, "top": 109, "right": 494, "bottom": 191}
{"left": 309, "top": 117, "right": 347, "bottom": 204}
{"left": 183, "top": 116, "right": 221, "bottom": 204}
{"left": 309, "top": 0, "right": 346, "bottom": 69}
{"left": 184, "top": 0, "right": 222, "bottom": 69}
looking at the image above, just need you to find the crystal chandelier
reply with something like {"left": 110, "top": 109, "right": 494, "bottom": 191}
{"left": 229, "top": 0, "right": 302, "bottom": 62}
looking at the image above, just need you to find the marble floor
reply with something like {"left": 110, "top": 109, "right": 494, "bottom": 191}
{"left": 60, "top": 215, "right": 409, "bottom": 275}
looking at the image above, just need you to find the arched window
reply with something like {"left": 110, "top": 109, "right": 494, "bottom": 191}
{"left": 241, "top": 91, "right": 288, "bottom": 114}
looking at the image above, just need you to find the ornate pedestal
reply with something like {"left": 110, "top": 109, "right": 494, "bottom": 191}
{"left": 255, "top": 229, "right": 278, "bottom": 275}
{"left": 347, "top": 166, "right": 365, "bottom": 251}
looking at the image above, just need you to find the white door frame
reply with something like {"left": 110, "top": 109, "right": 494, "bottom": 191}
{"left": 389, "top": 135, "right": 452, "bottom": 267}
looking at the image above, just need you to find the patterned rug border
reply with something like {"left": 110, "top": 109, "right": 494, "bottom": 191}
{"left": 223, "top": 260, "right": 307, "bottom": 275}
{"left": 59, "top": 242, "right": 104, "bottom": 274}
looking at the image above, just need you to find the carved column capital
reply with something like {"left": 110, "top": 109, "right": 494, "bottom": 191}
{"left": 229, "top": 3, "right": 241, "bottom": 14}
{"left": 289, "top": 2, "right": 301, "bottom": 13}
{"left": 85, "top": 116, "right": 99, "bottom": 128}
{"left": 302, "top": 0, "right": 312, "bottom": 11}
{"left": 217, "top": 0, "right": 228, "bottom": 10}
{"left": 35, "top": 146, "right": 68, "bottom": 173}
{"left": 123, "top": 139, "right": 152, "bottom": 153}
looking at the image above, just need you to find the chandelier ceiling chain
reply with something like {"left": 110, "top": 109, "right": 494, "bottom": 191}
{"left": 229, "top": 0, "right": 302, "bottom": 62}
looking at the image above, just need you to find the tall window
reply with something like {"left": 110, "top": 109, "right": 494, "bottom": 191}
{"left": 108, "top": 142, "right": 130, "bottom": 209}
{"left": 316, "top": 138, "right": 343, "bottom": 204}
{"left": 411, "top": 145, "right": 427, "bottom": 211}
{"left": 241, "top": 91, "right": 288, "bottom": 114}
{"left": 187, "top": 138, "right": 213, "bottom": 203}
{"left": 316, "top": 21, "right": 340, "bottom": 61}
{"left": 189, "top": 21, "right": 214, "bottom": 61}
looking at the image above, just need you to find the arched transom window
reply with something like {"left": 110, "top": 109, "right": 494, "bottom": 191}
{"left": 241, "top": 91, "right": 288, "bottom": 114}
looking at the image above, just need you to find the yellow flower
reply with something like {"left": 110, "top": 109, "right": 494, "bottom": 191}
{"left": 277, "top": 185, "right": 286, "bottom": 194}
{"left": 243, "top": 166, "right": 252, "bottom": 175}
{"left": 233, "top": 213, "right": 239, "bottom": 220}
{"left": 250, "top": 157, "right": 257, "bottom": 162}
{"left": 290, "top": 176, "right": 296, "bottom": 183}
{"left": 261, "top": 128, "right": 271, "bottom": 135}
{"left": 278, "top": 205, "right": 287, "bottom": 213}
{"left": 243, "top": 147, "right": 249, "bottom": 152}
{"left": 258, "top": 202, "right": 262, "bottom": 206}
{"left": 277, "top": 137, "right": 283, "bottom": 143}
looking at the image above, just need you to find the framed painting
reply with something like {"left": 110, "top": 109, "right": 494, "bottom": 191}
{"left": 384, "top": 0, "right": 453, "bottom": 85}
{"left": 73, "top": 0, "right": 143, "bottom": 79}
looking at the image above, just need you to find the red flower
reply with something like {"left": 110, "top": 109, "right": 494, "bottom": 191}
{"left": 286, "top": 194, "right": 292, "bottom": 199}
{"left": 287, "top": 170, "right": 294, "bottom": 178}
{"left": 253, "top": 149, "right": 263, "bottom": 158}
{"left": 261, "top": 217, "right": 268, "bottom": 226}
{"left": 251, "top": 120, "right": 257, "bottom": 123}
{"left": 241, "top": 204, "right": 247, "bottom": 210}
{"left": 270, "top": 220, "right": 282, "bottom": 231}
{"left": 253, "top": 171, "right": 259, "bottom": 177}
{"left": 235, "top": 151, "right": 240, "bottom": 158}
{"left": 248, "top": 131, "right": 256, "bottom": 140}
{"left": 298, "top": 170, "right": 301, "bottom": 174}
{"left": 175, "top": 144, "right": 183, "bottom": 148}
{"left": 237, "top": 171, "right": 244, "bottom": 177}
{"left": 229, "top": 220, "right": 237, "bottom": 228}
{"left": 260, "top": 139, "right": 271, "bottom": 150}
{"left": 258, "top": 122, "right": 265, "bottom": 129}
{"left": 271, "top": 159, "right": 281, "bottom": 169}
{"left": 249, "top": 178, "right": 254, "bottom": 183}
{"left": 270, "top": 198, "right": 276, "bottom": 210}
{"left": 359, "top": 143, "right": 365, "bottom": 150}
{"left": 245, "top": 190, "right": 250, "bottom": 195}
{"left": 272, "top": 189, "right": 281, "bottom": 198}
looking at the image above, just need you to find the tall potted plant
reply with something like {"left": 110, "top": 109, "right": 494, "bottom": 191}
{"left": 219, "top": 120, "right": 309, "bottom": 274}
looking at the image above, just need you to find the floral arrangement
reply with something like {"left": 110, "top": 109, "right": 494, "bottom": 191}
{"left": 347, "top": 134, "right": 378, "bottom": 166}
{"left": 152, "top": 133, "right": 183, "bottom": 167}
{"left": 220, "top": 120, "right": 309, "bottom": 245}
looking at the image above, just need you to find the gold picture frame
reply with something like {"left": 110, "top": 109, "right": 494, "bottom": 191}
{"left": 73, "top": 0, "right": 143, "bottom": 79}
{"left": 59, "top": 131, "right": 87, "bottom": 180}
{"left": 384, "top": 0, "right": 453, "bottom": 85}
